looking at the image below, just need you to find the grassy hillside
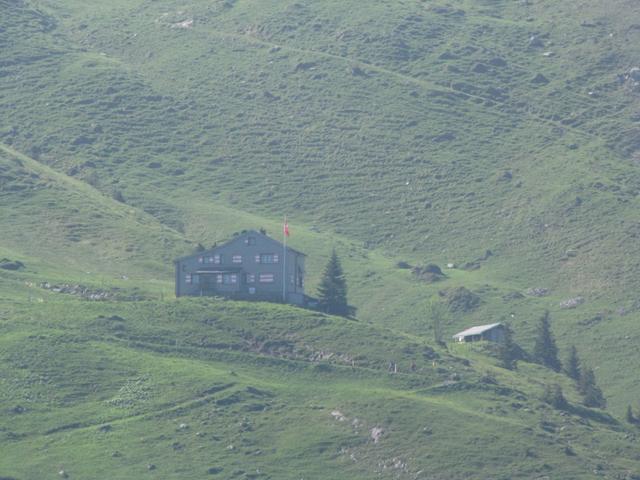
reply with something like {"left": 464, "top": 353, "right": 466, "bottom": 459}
{"left": 2, "top": 291, "right": 640, "bottom": 479}
{"left": 4, "top": 0, "right": 639, "bottom": 294}
{"left": 2, "top": 0, "right": 640, "bottom": 477}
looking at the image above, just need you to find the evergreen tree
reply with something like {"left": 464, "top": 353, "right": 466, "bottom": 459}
{"left": 542, "top": 384, "right": 568, "bottom": 410}
{"left": 626, "top": 405, "right": 636, "bottom": 424}
{"left": 564, "top": 345, "right": 581, "bottom": 381}
{"left": 317, "top": 250, "right": 349, "bottom": 316}
{"left": 533, "top": 311, "right": 562, "bottom": 371}
{"left": 579, "top": 366, "right": 606, "bottom": 409}
{"left": 428, "top": 301, "right": 446, "bottom": 346}
{"left": 499, "top": 323, "right": 518, "bottom": 370}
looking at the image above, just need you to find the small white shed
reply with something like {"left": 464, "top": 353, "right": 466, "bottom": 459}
{"left": 452, "top": 323, "right": 505, "bottom": 343}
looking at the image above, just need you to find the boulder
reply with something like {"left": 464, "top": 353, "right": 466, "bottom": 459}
{"left": 526, "top": 287, "right": 549, "bottom": 297}
{"left": 528, "top": 35, "right": 545, "bottom": 48}
{"left": 351, "top": 66, "right": 367, "bottom": 77}
{"left": 560, "top": 297, "right": 584, "bottom": 309}
{"left": 370, "top": 427, "right": 384, "bottom": 443}
{"left": 0, "top": 259, "right": 25, "bottom": 271}
{"left": 294, "top": 62, "right": 317, "bottom": 72}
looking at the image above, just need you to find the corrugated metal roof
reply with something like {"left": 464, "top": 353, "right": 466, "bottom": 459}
{"left": 452, "top": 322, "right": 502, "bottom": 339}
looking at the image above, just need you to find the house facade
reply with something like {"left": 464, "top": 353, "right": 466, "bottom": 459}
{"left": 175, "top": 230, "right": 306, "bottom": 305}
{"left": 452, "top": 323, "right": 505, "bottom": 343}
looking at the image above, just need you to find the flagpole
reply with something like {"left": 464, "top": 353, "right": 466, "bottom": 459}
{"left": 282, "top": 215, "right": 287, "bottom": 303}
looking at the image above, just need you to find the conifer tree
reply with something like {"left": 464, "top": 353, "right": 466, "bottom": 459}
{"left": 564, "top": 345, "right": 581, "bottom": 381}
{"left": 317, "top": 250, "right": 349, "bottom": 316}
{"left": 579, "top": 366, "right": 606, "bottom": 409}
{"left": 499, "top": 323, "right": 518, "bottom": 370}
{"left": 626, "top": 405, "right": 636, "bottom": 424}
{"left": 543, "top": 384, "right": 568, "bottom": 410}
{"left": 533, "top": 311, "right": 562, "bottom": 372}
{"left": 428, "top": 301, "right": 446, "bottom": 346}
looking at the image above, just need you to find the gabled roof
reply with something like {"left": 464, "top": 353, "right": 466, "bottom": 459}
{"left": 174, "top": 229, "right": 306, "bottom": 262}
{"left": 452, "top": 322, "right": 503, "bottom": 339}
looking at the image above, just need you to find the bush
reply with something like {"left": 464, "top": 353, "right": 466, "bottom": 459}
{"left": 412, "top": 264, "right": 445, "bottom": 283}
{"left": 112, "top": 189, "right": 126, "bottom": 203}
{"left": 439, "top": 287, "right": 481, "bottom": 313}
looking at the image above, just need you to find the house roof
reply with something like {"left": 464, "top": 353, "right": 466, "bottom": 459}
{"left": 452, "top": 322, "right": 503, "bottom": 339}
{"left": 174, "top": 229, "right": 306, "bottom": 262}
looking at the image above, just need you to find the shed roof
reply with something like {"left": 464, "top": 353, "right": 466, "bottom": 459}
{"left": 452, "top": 322, "right": 503, "bottom": 339}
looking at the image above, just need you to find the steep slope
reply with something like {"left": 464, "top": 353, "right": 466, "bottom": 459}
{"left": 2, "top": 2, "right": 640, "bottom": 475}
{"left": 3, "top": 0, "right": 638, "bottom": 297}
{"left": 0, "top": 143, "right": 189, "bottom": 281}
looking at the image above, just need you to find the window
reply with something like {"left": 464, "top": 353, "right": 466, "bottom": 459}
{"left": 192, "top": 274, "right": 199, "bottom": 285}
{"left": 258, "top": 253, "right": 279, "bottom": 264}
{"left": 232, "top": 254, "right": 242, "bottom": 264}
{"left": 216, "top": 274, "right": 223, "bottom": 284}
{"left": 246, "top": 236, "right": 256, "bottom": 246}
{"left": 223, "top": 273, "right": 237, "bottom": 284}
{"left": 197, "top": 256, "right": 204, "bottom": 264}
{"left": 185, "top": 274, "right": 192, "bottom": 284}
{"left": 259, "top": 273, "right": 275, "bottom": 283}
{"left": 248, "top": 287, "right": 256, "bottom": 295}
{"left": 205, "top": 254, "right": 221, "bottom": 264}
{"left": 246, "top": 273, "right": 255, "bottom": 284}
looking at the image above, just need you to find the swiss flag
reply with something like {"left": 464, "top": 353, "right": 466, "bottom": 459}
{"left": 283, "top": 218, "right": 290, "bottom": 237}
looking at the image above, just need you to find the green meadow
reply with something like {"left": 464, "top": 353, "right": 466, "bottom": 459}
{"left": 2, "top": 0, "right": 640, "bottom": 477}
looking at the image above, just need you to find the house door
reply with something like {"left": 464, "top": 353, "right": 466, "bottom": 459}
{"left": 200, "top": 274, "right": 217, "bottom": 295}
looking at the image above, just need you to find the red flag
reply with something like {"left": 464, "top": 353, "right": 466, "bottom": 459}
{"left": 283, "top": 218, "right": 290, "bottom": 237}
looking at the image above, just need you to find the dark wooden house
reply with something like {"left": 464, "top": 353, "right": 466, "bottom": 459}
{"left": 175, "top": 230, "right": 306, "bottom": 305}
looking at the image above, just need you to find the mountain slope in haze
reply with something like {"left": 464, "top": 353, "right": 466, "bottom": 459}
{"left": 3, "top": 1, "right": 640, "bottom": 477}
{"left": 3, "top": 0, "right": 639, "bottom": 296}
{"left": 3, "top": 0, "right": 638, "bottom": 411}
